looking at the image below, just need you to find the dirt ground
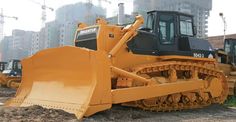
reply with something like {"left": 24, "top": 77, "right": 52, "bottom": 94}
{"left": 1, "top": 87, "right": 236, "bottom": 122}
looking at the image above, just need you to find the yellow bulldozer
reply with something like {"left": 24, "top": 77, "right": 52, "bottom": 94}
{"left": 6, "top": 11, "right": 228, "bottom": 119}
{"left": 0, "top": 59, "right": 21, "bottom": 89}
{"left": 216, "top": 38, "right": 236, "bottom": 96}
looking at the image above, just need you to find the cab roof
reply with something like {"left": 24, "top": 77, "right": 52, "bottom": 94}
{"left": 147, "top": 10, "right": 193, "bottom": 17}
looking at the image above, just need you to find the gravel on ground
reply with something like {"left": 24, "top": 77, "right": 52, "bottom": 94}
{"left": 1, "top": 87, "right": 236, "bottom": 122}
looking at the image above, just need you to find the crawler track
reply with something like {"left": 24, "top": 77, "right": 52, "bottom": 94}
{"left": 119, "top": 61, "right": 228, "bottom": 112}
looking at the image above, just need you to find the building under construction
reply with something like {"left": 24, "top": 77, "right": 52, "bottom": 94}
{"left": 133, "top": 0, "right": 212, "bottom": 38}
{"left": 30, "top": 2, "right": 106, "bottom": 55}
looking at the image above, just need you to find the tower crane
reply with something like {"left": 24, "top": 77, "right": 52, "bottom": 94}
{"left": 0, "top": 8, "right": 18, "bottom": 41}
{"left": 29, "top": 0, "right": 54, "bottom": 27}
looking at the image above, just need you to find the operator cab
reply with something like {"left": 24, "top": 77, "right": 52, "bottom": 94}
{"left": 3, "top": 60, "right": 22, "bottom": 76}
{"left": 127, "top": 11, "right": 214, "bottom": 58}
{"left": 220, "top": 38, "right": 236, "bottom": 64}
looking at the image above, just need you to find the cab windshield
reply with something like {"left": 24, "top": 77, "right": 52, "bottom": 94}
{"left": 180, "top": 16, "right": 194, "bottom": 36}
{"left": 6, "top": 61, "right": 21, "bottom": 70}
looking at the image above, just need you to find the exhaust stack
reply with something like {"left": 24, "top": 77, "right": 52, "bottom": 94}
{"left": 118, "top": 3, "right": 125, "bottom": 25}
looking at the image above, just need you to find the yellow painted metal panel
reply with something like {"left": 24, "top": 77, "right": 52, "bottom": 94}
{"left": 7, "top": 46, "right": 112, "bottom": 119}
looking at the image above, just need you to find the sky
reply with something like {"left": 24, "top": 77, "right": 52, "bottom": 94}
{"left": 0, "top": 0, "right": 235, "bottom": 37}
{"left": 208, "top": 0, "right": 236, "bottom": 36}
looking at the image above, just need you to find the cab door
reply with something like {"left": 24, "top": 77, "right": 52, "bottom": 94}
{"left": 157, "top": 13, "right": 178, "bottom": 54}
{"left": 13, "top": 60, "right": 22, "bottom": 76}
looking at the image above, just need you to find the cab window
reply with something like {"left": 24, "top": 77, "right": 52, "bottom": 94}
{"left": 225, "top": 42, "right": 230, "bottom": 54}
{"left": 0, "top": 64, "right": 3, "bottom": 71}
{"left": 234, "top": 45, "right": 236, "bottom": 56}
{"left": 17, "top": 62, "right": 22, "bottom": 70}
{"left": 7, "top": 62, "right": 13, "bottom": 70}
{"left": 180, "top": 16, "right": 193, "bottom": 36}
{"left": 146, "top": 13, "right": 155, "bottom": 32}
{"left": 159, "top": 15, "right": 175, "bottom": 44}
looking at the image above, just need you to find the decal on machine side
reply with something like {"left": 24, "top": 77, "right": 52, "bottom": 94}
{"left": 193, "top": 53, "right": 205, "bottom": 58}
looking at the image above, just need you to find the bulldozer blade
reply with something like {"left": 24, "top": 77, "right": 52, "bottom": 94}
{"left": 6, "top": 46, "right": 112, "bottom": 119}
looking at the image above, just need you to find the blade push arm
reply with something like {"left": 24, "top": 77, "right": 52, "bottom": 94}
{"left": 108, "top": 15, "right": 144, "bottom": 58}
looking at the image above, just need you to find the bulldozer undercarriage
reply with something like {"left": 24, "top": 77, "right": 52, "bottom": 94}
{"left": 116, "top": 61, "right": 228, "bottom": 112}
